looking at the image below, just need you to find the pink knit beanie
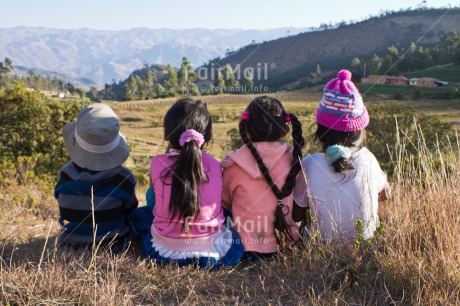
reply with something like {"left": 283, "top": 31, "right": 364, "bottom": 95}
{"left": 316, "top": 70, "right": 369, "bottom": 132}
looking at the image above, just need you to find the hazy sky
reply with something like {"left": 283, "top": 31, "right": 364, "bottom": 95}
{"left": 0, "top": 0, "right": 458, "bottom": 30}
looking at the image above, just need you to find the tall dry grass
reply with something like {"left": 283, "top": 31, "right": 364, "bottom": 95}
{"left": 0, "top": 128, "right": 459, "bottom": 304}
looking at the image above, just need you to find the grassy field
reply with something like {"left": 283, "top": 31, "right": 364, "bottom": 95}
{"left": 357, "top": 83, "right": 459, "bottom": 96}
{"left": 402, "top": 63, "right": 460, "bottom": 83}
{"left": 1, "top": 93, "right": 460, "bottom": 304}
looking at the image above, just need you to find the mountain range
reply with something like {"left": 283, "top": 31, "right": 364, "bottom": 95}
{"left": 0, "top": 27, "right": 307, "bottom": 87}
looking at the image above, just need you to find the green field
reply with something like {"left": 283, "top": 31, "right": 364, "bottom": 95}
{"left": 357, "top": 83, "right": 458, "bottom": 95}
{"left": 402, "top": 64, "right": 460, "bottom": 83}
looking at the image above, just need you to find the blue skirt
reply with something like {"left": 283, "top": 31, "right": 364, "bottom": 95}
{"left": 141, "top": 227, "right": 244, "bottom": 269}
{"left": 129, "top": 205, "right": 244, "bottom": 269}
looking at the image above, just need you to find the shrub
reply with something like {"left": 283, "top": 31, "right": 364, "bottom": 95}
{"left": 220, "top": 128, "right": 243, "bottom": 153}
{"left": 366, "top": 105, "right": 455, "bottom": 173}
{"left": 393, "top": 92, "right": 406, "bottom": 100}
{"left": 0, "top": 81, "right": 89, "bottom": 180}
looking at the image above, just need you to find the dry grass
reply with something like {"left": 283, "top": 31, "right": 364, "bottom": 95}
{"left": 1, "top": 96, "right": 460, "bottom": 304}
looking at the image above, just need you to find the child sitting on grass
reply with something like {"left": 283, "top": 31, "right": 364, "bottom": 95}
{"left": 54, "top": 103, "right": 138, "bottom": 251}
{"left": 222, "top": 96, "right": 304, "bottom": 260}
{"left": 293, "top": 70, "right": 389, "bottom": 242}
{"left": 134, "top": 98, "right": 244, "bottom": 268}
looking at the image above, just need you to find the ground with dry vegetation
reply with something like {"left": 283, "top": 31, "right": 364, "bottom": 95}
{"left": 1, "top": 93, "right": 459, "bottom": 304}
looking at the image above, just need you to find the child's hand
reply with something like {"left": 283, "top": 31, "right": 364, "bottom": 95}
{"left": 292, "top": 201, "right": 308, "bottom": 222}
{"left": 378, "top": 185, "right": 391, "bottom": 202}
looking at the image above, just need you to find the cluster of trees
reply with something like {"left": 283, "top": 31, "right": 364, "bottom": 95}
{"left": 0, "top": 58, "right": 14, "bottom": 88}
{"left": 97, "top": 57, "right": 255, "bottom": 101}
{"left": 0, "top": 58, "right": 85, "bottom": 97}
{"left": 122, "top": 57, "right": 201, "bottom": 100}
{"left": 95, "top": 58, "right": 198, "bottom": 101}
{"left": 211, "top": 64, "right": 254, "bottom": 94}
{"left": 350, "top": 32, "right": 460, "bottom": 79}
{"left": 0, "top": 81, "right": 88, "bottom": 180}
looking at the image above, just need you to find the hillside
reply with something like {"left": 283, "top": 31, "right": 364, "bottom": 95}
{"left": 0, "top": 27, "right": 306, "bottom": 86}
{"left": 11, "top": 65, "right": 97, "bottom": 89}
{"left": 207, "top": 8, "right": 460, "bottom": 89}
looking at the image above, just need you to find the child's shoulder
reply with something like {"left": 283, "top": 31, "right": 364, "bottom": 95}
{"left": 353, "top": 147, "right": 379, "bottom": 163}
{"left": 353, "top": 147, "right": 383, "bottom": 170}
{"left": 202, "top": 151, "right": 221, "bottom": 168}
{"left": 119, "top": 165, "right": 135, "bottom": 178}
{"left": 150, "top": 153, "right": 172, "bottom": 165}
{"left": 302, "top": 152, "right": 326, "bottom": 164}
{"left": 59, "top": 161, "right": 76, "bottom": 173}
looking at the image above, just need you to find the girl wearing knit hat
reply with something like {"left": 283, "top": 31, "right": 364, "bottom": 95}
{"left": 293, "top": 70, "right": 389, "bottom": 242}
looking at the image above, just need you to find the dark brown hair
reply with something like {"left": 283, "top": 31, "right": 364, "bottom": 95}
{"left": 239, "top": 96, "right": 304, "bottom": 246}
{"left": 314, "top": 123, "right": 366, "bottom": 173}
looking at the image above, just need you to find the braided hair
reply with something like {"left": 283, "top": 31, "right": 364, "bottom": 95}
{"left": 239, "top": 96, "right": 304, "bottom": 246}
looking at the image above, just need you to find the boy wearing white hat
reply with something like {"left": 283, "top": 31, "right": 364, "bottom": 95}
{"left": 54, "top": 103, "right": 138, "bottom": 249}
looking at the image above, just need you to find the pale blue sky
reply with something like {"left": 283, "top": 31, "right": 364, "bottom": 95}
{"left": 0, "top": 0, "right": 458, "bottom": 30}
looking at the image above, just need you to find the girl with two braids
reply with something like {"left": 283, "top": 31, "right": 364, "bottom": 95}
{"left": 222, "top": 96, "right": 304, "bottom": 260}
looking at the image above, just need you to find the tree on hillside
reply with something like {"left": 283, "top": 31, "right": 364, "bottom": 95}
{"left": 367, "top": 54, "right": 382, "bottom": 75}
{"left": 163, "top": 65, "right": 179, "bottom": 97}
{"left": 399, "top": 42, "right": 417, "bottom": 72}
{"left": 245, "top": 69, "right": 254, "bottom": 91}
{"left": 144, "top": 66, "right": 157, "bottom": 86}
{"left": 76, "top": 88, "right": 86, "bottom": 99}
{"left": 0, "top": 58, "right": 14, "bottom": 88}
{"left": 316, "top": 64, "right": 322, "bottom": 76}
{"left": 213, "top": 67, "right": 224, "bottom": 94}
{"left": 413, "top": 46, "right": 434, "bottom": 70}
{"left": 0, "top": 58, "right": 13, "bottom": 75}
{"left": 66, "top": 82, "right": 76, "bottom": 94}
{"left": 155, "top": 83, "right": 166, "bottom": 97}
{"left": 221, "top": 64, "right": 239, "bottom": 89}
{"left": 379, "top": 45, "right": 400, "bottom": 75}
{"left": 178, "top": 57, "right": 197, "bottom": 95}
{"left": 124, "top": 74, "right": 141, "bottom": 101}
{"left": 350, "top": 57, "right": 362, "bottom": 80}
{"left": 433, "top": 32, "right": 460, "bottom": 64}
{"left": 88, "top": 86, "right": 100, "bottom": 102}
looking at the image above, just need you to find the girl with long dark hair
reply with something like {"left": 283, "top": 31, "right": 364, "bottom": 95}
{"left": 139, "top": 98, "right": 243, "bottom": 268}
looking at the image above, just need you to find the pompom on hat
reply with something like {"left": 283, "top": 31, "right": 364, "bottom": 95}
{"left": 316, "top": 69, "right": 369, "bottom": 132}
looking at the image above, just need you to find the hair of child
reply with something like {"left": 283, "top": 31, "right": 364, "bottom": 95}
{"left": 313, "top": 123, "right": 366, "bottom": 173}
{"left": 238, "top": 95, "right": 304, "bottom": 245}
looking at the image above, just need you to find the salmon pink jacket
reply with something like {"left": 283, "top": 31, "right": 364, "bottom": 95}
{"left": 221, "top": 142, "right": 299, "bottom": 253}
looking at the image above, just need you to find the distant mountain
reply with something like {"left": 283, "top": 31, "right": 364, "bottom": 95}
{"left": 0, "top": 27, "right": 307, "bottom": 86}
{"left": 205, "top": 8, "right": 460, "bottom": 89}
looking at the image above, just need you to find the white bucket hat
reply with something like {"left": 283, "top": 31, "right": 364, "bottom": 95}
{"left": 62, "top": 103, "right": 129, "bottom": 171}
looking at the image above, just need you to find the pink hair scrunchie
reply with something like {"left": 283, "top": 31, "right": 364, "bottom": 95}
{"left": 285, "top": 113, "right": 291, "bottom": 123}
{"left": 241, "top": 111, "right": 249, "bottom": 121}
{"left": 179, "top": 129, "right": 205, "bottom": 147}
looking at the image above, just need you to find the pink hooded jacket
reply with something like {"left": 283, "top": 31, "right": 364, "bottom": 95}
{"left": 222, "top": 142, "right": 299, "bottom": 253}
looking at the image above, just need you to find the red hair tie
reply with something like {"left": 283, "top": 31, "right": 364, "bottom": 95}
{"left": 241, "top": 111, "right": 249, "bottom": 121}
{"left": 285, "top": 113, "right": 291, "bottom": 123}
